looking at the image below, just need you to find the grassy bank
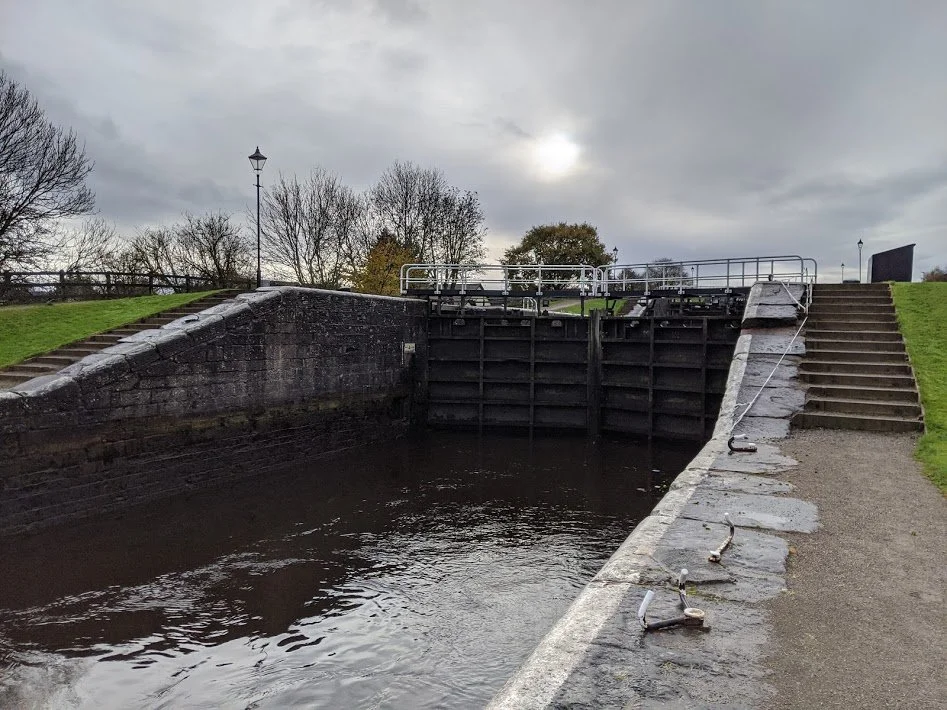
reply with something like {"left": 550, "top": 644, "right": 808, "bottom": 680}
{"left": 891, "top": 282, "right": 947, "bottom": 492}
{"left": 0, "top": 291, "right": 218, "bottom": 368}
{"left": 556, "top": 298, "right": 627, "bottom": 315}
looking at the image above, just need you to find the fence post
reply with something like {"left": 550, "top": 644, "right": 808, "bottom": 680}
{"left": 148, "top": 274, "right": 154, "bottom": 295}
{"left": 185, "top": 275, "right": 191, "bottom": 293}
{"left": 59, "top": 270, "right": 66, "bottom": 301}
{"left": 105, "top": 272, "right": 111, "bottom": 297}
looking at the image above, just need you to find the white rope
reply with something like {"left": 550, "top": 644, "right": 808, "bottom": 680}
{"left": 729, "top": 314, "right": 808, "bottom": 432}
{"left": 776, "top": 279, "right": 810, "bottom": 313}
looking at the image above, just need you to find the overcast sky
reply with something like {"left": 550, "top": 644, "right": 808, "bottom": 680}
{"left": 2, "top": 0, "right": 945, "bottom": 279}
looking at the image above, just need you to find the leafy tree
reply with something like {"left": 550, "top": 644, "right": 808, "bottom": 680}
{"left": 922, "top": 266, "right": 947, "bottom": 282}
{"left": 0, "top": 71, "right": 95, "bottom": 269}
{"left": 501, "top": 222, "right": 609, "bottom": 287}
{"left": 350, "top": 230, "right": 417, "bottom": 296}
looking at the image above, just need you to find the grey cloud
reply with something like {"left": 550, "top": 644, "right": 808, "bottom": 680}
{"left": 2, "top": 0, "right": 946, "bottom": 278}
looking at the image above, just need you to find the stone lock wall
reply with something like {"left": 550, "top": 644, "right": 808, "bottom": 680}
{"left": 0, "top": 287, "right": 427, "bottom": 536}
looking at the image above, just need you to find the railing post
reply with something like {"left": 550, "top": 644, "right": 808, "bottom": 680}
{"left": 59, "top": 269, "right": 66, "bottom": 301}
{"left": 185, "top": 275, "right": 191, "bottom": 292}
{"left": 105, "top": 271, "right": 111, "bottom": 297}
{"left": 587, "top": 309, "right": 602, "bottom": 439}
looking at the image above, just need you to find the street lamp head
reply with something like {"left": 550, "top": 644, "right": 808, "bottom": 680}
{"left": 857, "top": 238, "right": 863, "bottom": 248}
{"left": 611, "top": 246, "right": 619, "bottom": 263}
{"left": 248, "top": 146, "right": 267, "bottom": 172}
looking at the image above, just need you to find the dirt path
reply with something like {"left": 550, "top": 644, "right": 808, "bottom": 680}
{"left": 765, "top": 429, "right": 947, "bottom": 709}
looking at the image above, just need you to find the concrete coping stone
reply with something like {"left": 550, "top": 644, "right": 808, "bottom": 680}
{"left": 268, "top": 285, "right": 426, "bottom": 305}
{"left": 8, "top": 372, "right": 80, "bottom": 399}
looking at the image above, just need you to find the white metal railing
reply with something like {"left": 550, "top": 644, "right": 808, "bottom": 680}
{"left": 400, "top": 256, "right": 817, "bottom": 296}
{"left": 599, "top": 255, "right": 818, "bottom": 295}
{"left": 399, "top": 263, "right": 600, "bottom": 296}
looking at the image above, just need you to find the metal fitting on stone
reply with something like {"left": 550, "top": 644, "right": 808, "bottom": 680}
{"left": 728, "top": 434, "right": 757, "bottom": 454}
{"left": 637, "top": 569, "right": 708, "bottom": 632}
{"left": 708, "top": 513, "right": 735, "bottom": 563}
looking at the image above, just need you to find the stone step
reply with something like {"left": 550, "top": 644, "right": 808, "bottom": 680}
{"left": 108, "top": 326, "right": 150, "bottom": 336}
{"left": 805, "top": 319, "right": 899, "bottom": 331}
{"left": 0, "top": 373, "right": 33, "bottom": 388}
{"left": 804, "top": 329, "right": 903, "bottom": 342}
{"left": 809, "top": 295, "right": 892, "bottom": 304}
{"left": 814, "top": 284, "right": 889, "bottom": 292}
{"left": 86, "top": 333, "right": 125, "bottom": 343}
{"left": 1, "top": 362, "right": 61, "bottom": 376}
{"left": 55, "top": 345, "right": 112, "bottom": 356}
{"left": 807, "top": 305, "right": 895, "bottom": 316}
{"left": 792, "top": 411, "right": 924, "bottom": 433}
{"left": 28, "top": 354, "right": 82, "bottom": 366}
{"left": 800, "top": 360, "right": 913, "bottom": 376}
{"left": 806, "top": 338, "right": 906, "bottom": 352}
{"left": 804, "top": 384, "right": 919, "bottom": 403}
{"left": 804, "top": 350, "right": 908, "bottom": 364}
{"left": 799, "top": 371, "right": 917, "bottom": 388}
{"left": 139, "top": 316, "right": 178, "bottom": 325}
{"left": 805, "top": 396, "right": 923, "bottom": 418}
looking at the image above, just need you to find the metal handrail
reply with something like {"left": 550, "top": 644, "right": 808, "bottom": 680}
{"left": 400, "top": 263, "right": 600, "bottom": 296}
{"left": 599, "top": 255, "right": 818, "bottom": 295}
{"left": 401, "top": 256, "right": 818, "bottom": 297}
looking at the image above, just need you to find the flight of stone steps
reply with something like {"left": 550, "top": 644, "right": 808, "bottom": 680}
{"left": 0, "top": 290, "right": 242, "bottom": 390}
{"left": 792, "top": 283, "right": 924, "bottom": 433}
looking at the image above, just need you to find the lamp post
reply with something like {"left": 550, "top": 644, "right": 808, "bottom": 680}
{"left": 248, "top": 146, "right": 267, "bottom": 287}
{"left": 858, "top": 238, "right": 864, "bottom": 283}
{"left": 841, "top": 262, "right": 845, "bottom": 283}
{"left": 612, "top": 246, "right": 619, "bottom": 264}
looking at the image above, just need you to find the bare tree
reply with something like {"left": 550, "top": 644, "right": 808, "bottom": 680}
{"left": 53, "top": 217, "right": 118, "bottom": 272}
{"left": 123, "top": 226, "right": 181, "bottom": 283}
{"left": 436, "top": 187, "right": 486, "bottom": 264}
{"left": 177, "top": 211, "right": 251, "bottom": 286}
{"left": 370, "top": 161, "right": 485, "bottom": 265}
{"left": 646, "top": 257, "right": 693, "bottom": 286}
{"left": 260, "top": 169, "right": 367, "bottom": 288}
{"left": 0, "top": 71, "right": 95, "bottom": 269}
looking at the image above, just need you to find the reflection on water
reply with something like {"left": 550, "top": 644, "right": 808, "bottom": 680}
{"left": 0, "top": 431, "right": 698, "bottom": 709}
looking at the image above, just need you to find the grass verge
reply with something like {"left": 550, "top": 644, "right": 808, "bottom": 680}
{"left": 557, "top": 298, "right": 627, "bottom": 315}
{"left": 0, "top": 291, "right": 219, "bottom": 368}
{"left": 891, "top": 282, "right": 947, "bottom": 493}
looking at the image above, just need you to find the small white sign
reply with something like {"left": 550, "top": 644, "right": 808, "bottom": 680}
{"left": 403, "top": 342, "right": 416, "bottom": 353}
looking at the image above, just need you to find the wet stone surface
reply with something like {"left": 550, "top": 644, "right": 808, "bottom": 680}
{"left": 731, "top": 414, "right": 792, "bottom": 441}
{"left": 745, "top": 330, "right": 806, "bottom": 356}
{"left": 740, "top": 355, "right": 801, "bottom": 388}
{"left": 736, "top": 384, "right": 805, "bottom": 419}
{"left": 708, "top": 443, "right": 798, "bottom": 475}
{"left": 679, "top": 490, "right": 818, "bottom": 534}
{"left": 698, "top": 470, "right": 795, "bottom": 496}
{"left": 550, "top": 594, "right": 773, "bottom": 709}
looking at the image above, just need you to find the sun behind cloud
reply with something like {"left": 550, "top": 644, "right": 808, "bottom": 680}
{"left": 531, "top": 133, "right": 580, "bottom": 180}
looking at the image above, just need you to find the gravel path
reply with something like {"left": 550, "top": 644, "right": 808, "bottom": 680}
{"left": 764, "top": 429, "right": 947, "bottom": 709}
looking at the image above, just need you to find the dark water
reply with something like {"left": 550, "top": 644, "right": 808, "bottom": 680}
{"left": 0, "top": 432, "right": 698, "bottom": 709}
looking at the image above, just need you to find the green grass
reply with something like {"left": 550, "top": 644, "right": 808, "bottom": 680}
{"left": 557, "top": 298, "right": 627, "bottom": 315}
{"left": 891, "top": 282, "right": 947, "bottom": 493}
{"left": 0, "top": 291, "right": 219, "bottom": 367}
